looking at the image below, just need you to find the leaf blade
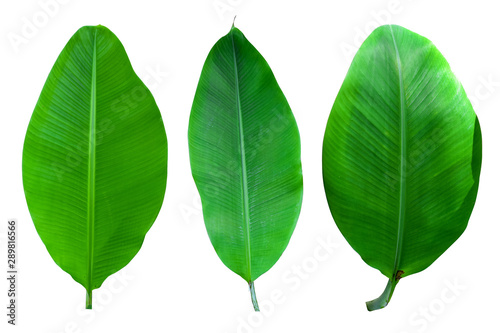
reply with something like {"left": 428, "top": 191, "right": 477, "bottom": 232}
{"left": 23, "top": 25, "right": 167, "bottom": 307}
{"left": 189, "top": 26, "right": 303, "bottom": 308}
{"left": 323, "top": 24, "right": 481, "bottom": 310}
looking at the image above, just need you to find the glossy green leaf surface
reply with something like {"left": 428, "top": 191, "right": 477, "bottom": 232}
{"left": 322, "top": 25, "right": 481, "bottom": 310}
{"left": 23, "top": 25, "right": 167, "bottom": 309}
{"left": 188, "top": 26, "right": 303, "bottom": 310}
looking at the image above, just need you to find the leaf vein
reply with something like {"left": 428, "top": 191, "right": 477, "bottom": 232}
{"left": 230, "top": 29, "right": 252, "bottom": 281}
{"left": 389, "top": 25, "right": 407, "bottom": 279}
{"left": 86, "top": 28, "right": 97, "bottom": 293}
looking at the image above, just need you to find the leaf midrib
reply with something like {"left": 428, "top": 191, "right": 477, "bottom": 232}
{"left": 86, "top": 29, "right": 97, "bottom": 291}
{"left": 230, "top": 29, "right": 252, "bottom": 281}
{"left": 389, "top": 26, "right": 406, "bottom": 279}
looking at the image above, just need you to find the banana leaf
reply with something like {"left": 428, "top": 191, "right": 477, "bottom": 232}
{"left": 22, "top": 25, "right": 167, "bottom": 309}
{"left": 322, "top": 25, "right": 481, "bottom": 311}
{"left": 188, "top": 25, "right": 303, "bottom": 311}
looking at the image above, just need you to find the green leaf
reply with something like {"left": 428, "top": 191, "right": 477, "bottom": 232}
{"left": 22, "top": 25, "right": 167, "bottom": 309}
{"left": 322, "top": 25, "right": 481, "bottom": 311}
{"left": 188, "top": 25, "right": 303, "bottom": 311}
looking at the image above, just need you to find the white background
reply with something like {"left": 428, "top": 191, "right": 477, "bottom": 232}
{"left": 1, "top": 0, "right": 499, "bottom": 332}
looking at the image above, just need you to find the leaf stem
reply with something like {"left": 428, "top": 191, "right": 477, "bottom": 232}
{"left": 366, "top": 274, "right": 401, "bottom": 311}
{"left": 86, "top": 289, "right": 92, "bottom": 309}
{"left": 248, "top": 281, "right": 260, "bottom": 311}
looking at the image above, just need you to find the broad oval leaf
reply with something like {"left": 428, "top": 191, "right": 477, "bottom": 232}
{"left": 22, "top": 25, "right": 167, "bottom": 309}
{"left": 322, "top": 25, "right": 481, "bottom": 310}
{"left": 188, "top": 25, "right": 303, "bottom": 310}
